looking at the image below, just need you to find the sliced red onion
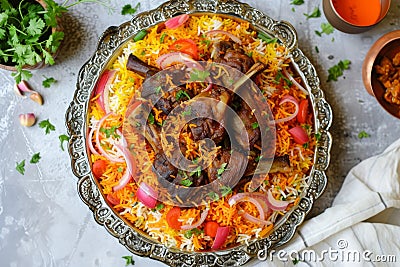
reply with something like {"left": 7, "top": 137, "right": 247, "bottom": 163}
{"left": 273, "top": 95, "right": 299, "bottom": 124}
{"left": 288, "top": 126, "right": 309, "bottom": 145}
{"left": 283, "top": 69, "right": 308, "bottom": 95}
{"left": 241, "top": 211, "right": 273, "bottom": 226}
{"left": 266, "top": 189, "right": 289, "bottom": 211}
{"left": 228, "top": 194, "right": 265, "bottom": 220}
{"left": 115, "top": 144, "right": 136, "bottom": 177}
{"left": 211, "top": 226, "right": 230, "bottom": 249}
{"left": 165, "top": 14, "right": 189, "bottom": 29}
{"left": 112, "top": 170, "right": 131, "bottom": 192}
{"left": 206, "top": 30, "right": 242, "bottom": 45}
{"left": 87, "top": 126, "right": 100, "bottom": 155}
{"left": 135, "top": 182, "right": 158, "bottom": 208}
{"left": 95, "top": 113, "right": 124, "bottom": 163}
{"left": 294, "top": 146, "right": 305, "bottom": 161}
{"left": 181, "top": 209, "right": 209, "bottom": 230}
{"left": 156, "top": 52, "right": 194, "bottom": 69}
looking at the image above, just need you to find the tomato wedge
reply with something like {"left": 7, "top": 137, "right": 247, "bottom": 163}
{"left": 169, "top": 39, "right": 199, "bottom": 60}
{"left": 106, "top": 193, "right": 120, "bottom": 206}
{"left": 92, "top": 159, "right": 108, "bottom": 178}
{"left": 204, "top": 221, "right": 219, "bottom": 238}
{"left": 297, "top": 99, "right": 309, "bottom": 123}
{"left": 166, "top": 207, "right": 182, "bottom": 230}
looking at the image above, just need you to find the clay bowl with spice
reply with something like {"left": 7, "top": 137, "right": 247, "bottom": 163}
{"left": 362, "top": 30, "right": 400, "bottom": 119}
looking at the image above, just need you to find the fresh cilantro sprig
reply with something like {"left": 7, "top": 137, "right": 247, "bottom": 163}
{"left": 304, "top": 6, "right": 321, "bottom": 19}
{"left": 327, "top": 60, "right": 351, "bottom": 82}
{"left": 59, "top": 134, "right": 69, "bottom": 151}
{"left": 39, "top": 119, "right": 55, "bottom": 134}
{"left": 42, "top": 76, "right": 57, "bottom": 88}
{"left": 121, "top": 3, "right": 140, "bottom": 15}
{"left": 122, "top": 255, "right": 135, "bottom": 266}
{"left": 0, "top": 0, "right": 111, "bottom": 83}
{"left": 189, "top": 69, "right": 210, "bottom": 82}
{"left": 315, "top": 23, "right": 334, "bottom": 36}
{"left": 358, "top": 131, "right": 371, "bottom": 139}
{"left": 30, "top": 152, "right": 41, "bottom": 164}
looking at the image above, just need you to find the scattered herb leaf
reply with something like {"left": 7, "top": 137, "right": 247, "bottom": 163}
{"left": 255, "top": 155, "right": 263, "bottom": 162}
{"left": 208, "top": 191, "right": 219, "bottom": 201}
{"left": 160, "top": 32, "right": 167, "bottom": 43}
{"left": 358, "top": 131, "right": 370, "bottom": 139}
{"left": 175, "top": 90, "right": 191, "bottom": 101}
{"left": 59, "top": 134, "right": 69, "bottom": 151}
{"left": 181, "top": 179, "right": 193, "bottom": 187}
{"left": 155, "top": 86, "right": 162, "bottom": 95}
{"left": 291, "top": 0, "right": 304, "bottom": 5}
{"left": 189, "top": 69, "right": 210, "bottom": 82}
{"left": 251, "top": 122, "right": 259, "bottom": 129}
{"left": 122, "top": 255, "right": 135, "bottom": 266}
{"left": 42, "top": 76, "right": 57, "bottom": 88}
{"left": 257, "top": 32, "right": 277, "bottom": 44}
{"left": 315, "top": 46, "right": 319, "bottom": 53}
{"left": 315, "top": 133, "right": 321, "bottom": 141}
{"left": 30, "top": 152, "right": 41, "bottom": 164}
{"left": 155, "top": 203, "right": 164, "bottom": 211}
{"left": 220, "top": 185, "right": 232, "bottom": 197}
{"left": 217, "top": 163, "right": 228, "bottom": 177}
{"left": 315, "top": 23, "right": 334, "bottom": 36}
{"left": 327, "top": 60, "right": 351, "bottom": 82}
{"left": 148, "top": 113, "right": 155, "bottom": 125}
{"left": 39, "top": 119, "right": 55, "bottom": 134}
{"left": 100, "top": 125, "right": 121, "bottom": 138}
{"left": 304, "top": 6, "right": 321, "bottom": 19}
{"left": 121, "top": 3, "right": 140, "bottom": 15}
{"left": 182, "top": 106, "right": 192, "bottom": 116}
{"left": 16, "top": 160, "right": 26, "bottom": 175}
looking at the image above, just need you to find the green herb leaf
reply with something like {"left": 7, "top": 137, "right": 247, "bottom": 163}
{"left": 220, "top": 185, "right": 232, "bottom": 197}
{"left": 155, "top": 203, "right": 164, "bottom": 211}
{"left": 327, "top": 60, "right": 351, "bottom": 82}
{"left": 175, "top": 90, "right": 191, "bottom": 101}
{"left": 315, "top": 46, "right": 319, "bottom": 53}
{"left": 100, "top": 125, "right": 121, "bottom": 138}
{"left": 315, "top": 133, "right": 321, "bottom": 141}
{"left": 208, "top": 191, "right": 219, "bottom": 201}
{"left": 189, "top": 166, "right": 202, "bottom": 177}
{"left": 304, "top": 6, "right": 321, "bottom": 19}
{"left": 121, "top": 3, "right": 140, "bottom": 16}
{"left": 148, "top": 113, "right": 155, "bottom": 124}
{"left": 181, "top": 179, "right": 193, "bottom": 187}
{"left": 42, "top": 76, "right": 57, "bottom": 88}
{"left": 292, "top": 258, "right": 301, "bottom": 265}
{"left": 217, "top": 163, "right": 228, "bottom": 177}
{"left": 46, "top": 31, "right": 64, "bottom": 53}
{"left": 290, "top": 0, "right": 304, "bottom": 5}
{"left": 30, "top": 152, "right": 41, "bottom": 164}
{"left": 122, "top": 255, "right": 135, "bottom": 266}
{"left": 358, "top": 131, "right": 371, "bottom": 139}
{"left": 182, "top": 106, "right": 192, "bottom": 116}
{"left": 26, "top": 17, "right": 45, "bottom": 36}
{"left": 160, "top": 32, "right": 166, "bottom": 43}
{"left": 155, "top": 86, "right": 162, "bottom": 95}
{"left": 251, "top": 122, "right": 259, "bottom": 129}
{"left": 59, "top": 134, "right": 69, "bottom": 151}
{"left": 257, "top": 32, "right": 277, "bottom": 44}
{"left": 39, "top": 119, "right": 55, "bottom": 134}
{"left": 315, "top": 23, "right": 334, "bottom": 36}
{"left": 189, "top": 69, "right": 210, "bottom": 82}
{"left": 134, "top": 29, "right": 147, "bottom": 42}
{"left": 255, "top": 155, "right": 263, "bottom": 162}
{"left": 16, "top": 160, "right": 25, "bottom": 175}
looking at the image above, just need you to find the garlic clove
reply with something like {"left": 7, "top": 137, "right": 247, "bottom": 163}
{"left": 19, "top": 113, "right": 36, "bottom": 127}
{"left": 14, "top": 83, "right": 26, "bottom": 98}
{"left": 18, "top": 80, "right": 35, "bottom": 93}
{"left": 30, "top": 92, "right": 44, "bottom": 105}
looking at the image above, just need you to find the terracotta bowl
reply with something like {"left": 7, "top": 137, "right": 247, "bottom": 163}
{"left": 322, "top": 0, "right": 391, "bottom": 34}
{"left": 362, "top": 30, "right": 400, "bottom": 119}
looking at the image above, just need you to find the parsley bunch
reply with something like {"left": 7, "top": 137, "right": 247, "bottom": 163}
{"left": 0, "top": 0, "right": 111, "bottom": 83}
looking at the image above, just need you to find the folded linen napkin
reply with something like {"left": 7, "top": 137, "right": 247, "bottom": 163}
{"left": 252, "top": 138, "right": 400, "bottom": 266}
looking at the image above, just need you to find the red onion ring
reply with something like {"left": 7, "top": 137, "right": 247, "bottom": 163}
{"left": 156, "top": 52, "right": 194, "bottom": 69}
{"left": 211, "top": 226, "right": 230, "bottom": 249}
{"left": 228, "top": 194, "right": 265, "bottom": 220}
{"left": 266, "top": 189, "right": 289, "bottom": 211}
{"left": 181, "top": 209, "right": 209, "bottom": 230}
{"left": 241, "top": 211, "right": 273, "bottom": 226}
{"left": 95, "top": 113, "right": 124, "bottom": 163}
{"left": 283, "top": 69, "right": 309, "bottom": 95}
{"left": 272, "top": 95, "right": 299, "bottom": 124}
{"left": 165, "top": 14, "right": 189, "bottom": 29}
{"left": 87, "top": 126, "right": 100, "bottom": 155}
{"left": 206, "top": 30, "right": 242, "bottom": 45}
{"left": 135, "top": 182, "right": 158, "bottom": 208}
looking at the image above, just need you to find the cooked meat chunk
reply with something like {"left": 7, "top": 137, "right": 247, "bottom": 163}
{"left": 212, "top": 41, "right": 254, "bottom": 73}
{"left": 153, "top": 153, "right": 177, "bottom": 182}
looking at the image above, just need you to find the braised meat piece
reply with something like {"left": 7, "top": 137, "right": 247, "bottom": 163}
{"left": 153, "top": 153, "right": 177, "bottom": 182}
{"left": 212, "top": 41, "right": 255, "bottom": 73}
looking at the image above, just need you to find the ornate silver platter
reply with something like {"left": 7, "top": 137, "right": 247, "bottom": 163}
{"left": 65, "top": 0, "right": 333, "bottom": 266}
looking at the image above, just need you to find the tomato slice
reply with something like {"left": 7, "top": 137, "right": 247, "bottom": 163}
{"left": 297, "top": 99, "right": 309, "bottom": 123}
{"left": 169, "top": 39, "right": 199, "bottom": 60}
{"left": 204, "top": 221, "right": 219, "bottom": 238}
{"left": 106, "top": 193, "right": 120, "bottom": 206}
{"left": 166, "top": 207, "right": 182, "bottom": 230}
{"left": 92, "top": 159, "right": 108, "bottom": 178}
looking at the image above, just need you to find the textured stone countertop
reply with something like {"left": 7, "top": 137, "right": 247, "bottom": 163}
{"left": 0, "top": 0, "right": 399, "bottom": 266}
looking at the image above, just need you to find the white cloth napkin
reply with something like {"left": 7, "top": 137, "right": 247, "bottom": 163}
{"left": 252, "top": 138, "right": 400, "bottom": 266}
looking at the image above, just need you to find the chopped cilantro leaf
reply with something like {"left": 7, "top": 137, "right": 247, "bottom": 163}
{"left": 42, "top": 76, "right": 57, "bottom": 88}
{"left": 220, "top": 185, "right": 232, "bottom": 197}
{"left": 257, "top": 32, "right": 277, "bottom": 44}
{"left": 117, "top": 167, "right": 123, "bottom": 173}
{"left": 122, "top": 255, "right": 135, "bottom": 266}
{"left": 291, "top": 0, "right": 304, "bottom": 5}
{"left": 155, "top": 86, "right": 162, "bottom": 95}
{"left": 59, "top": 134, "right": 69, "bottom": 151}
{"left": 16, "top": 160, "right": 25, "bottom": 175}
{"left": 358, "top": 131, "right": 370, "bottom": 139}
{"left": 148, "top": 113, "right": 155, "bottom": 124}
{"left": 100, "top": 125, "right": 121, "bottom": 138}
{"left": 315, "top": 23, "right": 334, "bottom": 36}
{"left": 255, "top": 155, "right": 263, "bottom": 162}
{"left": 315, "top": 133, "right": 321, "bottom": 141}
{"left": 121, "top": 3, "right": 140, "bottom": 15}
{"left": 190, "top": 166, "right": 202, "bottom": 177}
{"left": 182, "top": 106, "right": 192, "bottom": 116}
{"left": 189, "top": 69, "right": 210, "bottom": 82}
{"left": 217, "top": 163, "right": 228, "bottom": 177}
{"left": 38, "top": 119, "right": 55, "bottom": 134}
{"left": 30, "top": 152, "right": 41, "bottom": 164}
{"left": 181, "top": 179, "right": 193, "bottom": 187}
{"left": 160, "top": 33, "right": 167, "bottom": 43}
{"left": 208, "top": 191, "right": 219, "bottom": 201}
{"left": 327, "top": 60, "right": 351, "bottom": 82}
{"left": 304, "top": 6, "right": 321, "bottom": 19}
{"left": 155, "top": 203, "right": 164, "bottom": 211}
{"left": 175, "top": 90, "right": 191, "bottom": 101}
{"left": 251, "top": 122, "right": 259, "bottom": 129}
